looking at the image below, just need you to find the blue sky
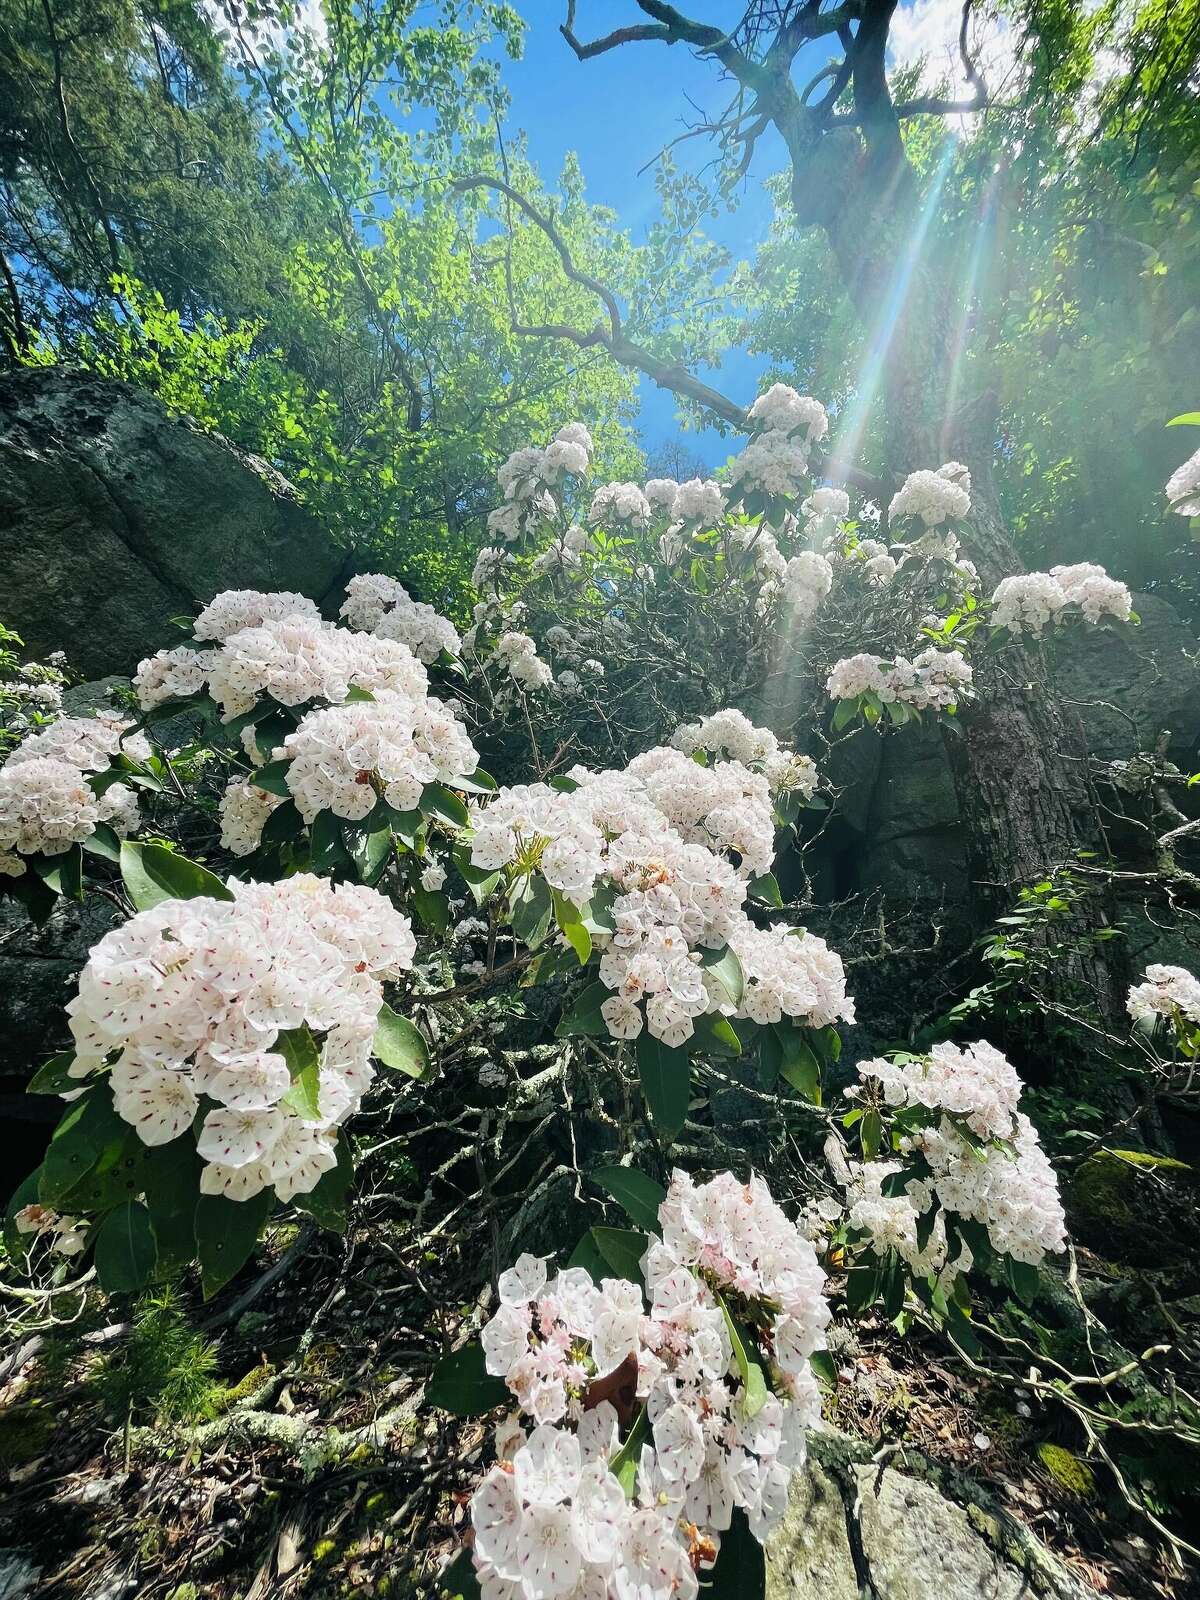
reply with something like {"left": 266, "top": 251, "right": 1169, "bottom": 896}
{"left": 487, "top": 1, "right": 985, "bottom": 468}
{"left": 498, "top": 3, "right": 790, "bottom": 466}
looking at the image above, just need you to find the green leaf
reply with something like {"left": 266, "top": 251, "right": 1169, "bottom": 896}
{"left": 748, "top": 871, "right": 783, "bottom": 907}
{"left": 93, "top": 1200, "right": 158, "bottom": 1294}
{"left": 691, "top": 1012, "right": 742, "bottom": 1058}
{"left": 40, "top": 1089, "right": 127, "bottom": 1205}
{"left": 1006, "top": 1256, "right": 1040, "bottom": 1307}
{"left": 860, "top": 1107, "right": 883, "bottom": 1160}
{"left": 195, "top": 1188, "right": 273, "bottom": 1299}
{"left": 591, "top": 1166, "right": 665, "bottom": 1232}
{"left": 427, "top": 1341, "right": 508, "bottom": 1416}
{"left": 278, "top": 1025, "right": 322, "bottom": 1119}
{"left": 346, "top": 815, "right": 393, "bottom": 885}
{"left": 846, "top": 1263, "right": 879, "bottom": 1315}
{"left": 1166, "top": 412, "right": 1200, "bottom": 426}
{"left": 59, "top": 1126, "right": 149, "bottom": 1213}
{"left": 250, "top": 758, "right": 293, "bottom": 797}
{"left": 141, "top": 1139, "right": 203, "bottom": 1270}
{"left": 81, "top": 822, "right": 122, "bottom": 863}
{"left": 27, "top": 1051, "right": 79, "bottom": 1095}
{"left": 719, "top": 1295, "right": 769, "bottom": 1419}
{"left": 809, "top": 1349, "right": 837, "bottom": 1387}
{"left": 636, "top": 1033, "right": 690, "bottom": 1141}
{"left": 260, "top": 798, "right": 304, "bottom": 847}
{"left": 832, "top": 695, "right": 860, "bottom": 732}
{"left": 510, "top": 872, "right": 554, "bottom": 948}
{"left": 448, "top": 768, "right": 496, "bottom": 796}
{"left": 552, "top": 888, "right": 592, "bottom": 965}
{"left": 453, "top": 842, "right": 499, "bottom": 906}
{"left": 708, "top": 1507, "right": 765, "bottom": 1599}
{"left": 422, "top": 783, "right": 470, "bottom": 829}
{"left": 590, "top": 1225, "right": 649, "bottom": 1282}
{"left": 344, "top": 685, "right": 376, "bottom": 703}
{"left": 373, "top": 1002, "right": 428, "bottom": 1079}
{"left": 758, "top": 1025, "right": 781, "bottom": 1088}
{"left": 120, "top": 841, "right": 232, "bottom": 911}
{"left": 609, "top": 1406, "right": 649, "bottom": 1497}
{"left": 33, "top": 843, "right": 83, "bottom": 900}
{"left": 293, "top": 1134, "right": 354, "bottom": 1233}
{"left": 701, "top": 944, "right": 744, "bottom": 1008}
{"left": 384, "top": 804, "right": 424, "bottom": 849}
{"left": 556, "top": 980, "right": 610, "bottom": 1037}
{"left": 567, "top": 1226, "right": 612, "bottom": 1284}
{"left": 310, "top": 810, "right": 351, "bottom": 872}
{"left": 412, "top": 885, "right": 450, "bottom": 933}
{"left": 775, "top": 1026, "right": 821, "bottom": 1103}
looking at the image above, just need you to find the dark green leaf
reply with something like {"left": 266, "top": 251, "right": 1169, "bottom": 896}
{"left": 310, "top": 810, "right": 351, "bottom": 872}
{"left": 609, "top": 1406, "right": 649, "bottom": 1497}
{"left": 556, "top": 980, "right": 610, "bottom": 1038}
{"left": 591, "top": 1166, "right": 665, "bottom": 1232}
{"left": 846, "top": 1263, "right": 879, "bottom": 1315}
{"left": 690, "top": 1012, "right": 742, "bottom": 1058}
{"left": 412, "top": 885, "right": 450, "bottom": 933}
{"left": 250, "top": 758, "right": 293, "bottom": 797}
{"left": 427, "top": 1341, "right": 508, "bottom": 1416}
{"left": 195, "top": 1188, "right": 272, "bottom": 1299}
{"left": 775, "top": 1026, "right": 821, "bottom": 1103}
{"left": 27, "top": 1051, "right": 79, "bottom": 1095}
{"left": 719, "top": 1295, "right": 769, "bottom": 1419}
{"left": 591, "top": 1225, "right": 648, "bottom": 1282}
{"left": 701, "top": 945, "right": 744, "bottom": 1008}
{"left": 636, "top": 1033, "right": 690, "bottom": 1141}
{"left": 422, "top": 783, "right": 470, "bottom": 829}
{"left": 293, "top": 1134, "right": 354, "bottom": 1233}
{"left": 40, "top": 1089, "right": 127, "bottom": 1205}
{"left": 551, "top": 888, "right": 592, "bottom": 965}
{"left": 567, "top": 1226, "right": 611, "bottom": 1284}
{"left": 748, "top": 872, "right": 783, "bottom": 907}
{"left": 438, "top": 1547, "right": 482, "bottom": 1600}
{"left": 33, "top": 843, "right": 83, "bottom": 900}
{"left": 453, "top": 842, "right": 499, "bottom": 906}
{"left": 120, "top": 841, "right": 232, "bottom": 910}
{"left": 82, "top": 822, "right": 122, "bottom": 863}
{"left": 373, "top": 1002, "right": 428, "bottom": 1079}
{"left": 510, "top": 872, "right": 554, "bottom": 948}
{"left": 860, "top": 1107, "right": 883, "bottom": 1160}
{"left": 260, "top": 798, "right": 304, "bottom": 847}
{"left": 94, "top": 1200, "right": 158, "bottom": 1294}
{"left": 278, "top": 1025, "right": 322, "bottom": 1118}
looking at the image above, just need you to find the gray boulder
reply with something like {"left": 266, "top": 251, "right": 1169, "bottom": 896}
{"left": 767, "top": 1433, "right": 1091, "bottom": 1599}
{"left": 0, "top": 368, "right": 352, "bottom": 680}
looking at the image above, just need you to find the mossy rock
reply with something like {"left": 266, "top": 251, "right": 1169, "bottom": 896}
{"left": 0, "top": 1403, "right": 55, "bottom": 1467}
{"left": 1037, "top": 1443, "right": 1096, "bottom": 1498}
{"left": 1065, "top": 1147, "right": 1192, "bottom": 1260}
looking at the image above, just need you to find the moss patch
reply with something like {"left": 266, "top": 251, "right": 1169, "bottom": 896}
{"left": 1065, "top": 1147, "right": 1192, "bottom": 1259}
{"left": 1037, "top": 1443, "right": 1096, "bottom": 1498}
{"left": 0, "top": 1403, "right": 55, "bottom": 1467}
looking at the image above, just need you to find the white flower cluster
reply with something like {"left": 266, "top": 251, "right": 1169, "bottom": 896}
{"left": 673, "top": 478, "right": 726, "bottom": 524}
{"left": 495, "top": 632, "right": 554, "bottom": 691}
{"left": 218, "top": 778, "right": 284, "bottom": 857}
{"left": 340, "top": 573, "right": 461, "bottom": 662}
{"left": 1127, "top": 963, "right": 1200, "bottom": 1028}
{"left": 469, "top": 748, "right": 852, "bottom": 1048}
{"left": 801, "top": 486, "right": 850, "bottom": 545}
{"left": 589, "top": 482, "right": 652, "bottom": 529}
{"left": 840, "top": 537, "right": 897, "bottom": 586}
{"left": 887, "top": 465, "right": 972, "bottom": 528}
{"left": 0, "top": 714, "right": 147, "bottom": 867}
{"left": 728, "top": 431, "right": 815, "bottom": 501}
{"left": 1166, "top": 446, "right": 1200, "bottom": 518}
{"left": 825, "top": 648, "right": 974, "bottom": 711}
{"left": 748, "top": 385, "right": 830, "bottom": 447}
{"left": 473, "top": 546, "right": 515, "bottom": 593}
{"left": 137, "top": 612, "right": 429, "bottom": 719}
{"left": 282, "top": 694, "right": 478, "bottom": 824}
{"left": 193, "top": 589, "right": 321, "bottom": 642}
{"left": 991, "top": 563, "right": 1132, "bottom": 634}
{"left": 533, "top": 523, "right": 593, "bottom": 576}
{"left": 856, "top": 1039, "right": 1022, "bottom": 1142}
{"left": 849, "top": 1041, "right": 1067, "bottom": 1268}
{"left": 669, "top": 709, "right": 818, "bottom": 800}
{"left": 781, "top": 550, "right": 833, "bottom": 622}
{"left": 468, "top": 1169, "right": 827, "bottom": 1597}
{"left": 64, "top": 875, "right": 415, "bottom": 1200}
{"left": 15, "top": 1202, "right": 88, "bottom": 1257}
{"left": 845, "top": 1162, "right": 959, "bottom": 1282}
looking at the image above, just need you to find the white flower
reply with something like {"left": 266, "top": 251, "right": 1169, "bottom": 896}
{"left": 888, "top": 467, "right": 971, "bottom": 527}
{"left": 517, "top": 1503, "right": 582, "bottom": 1598}
{"left": 499, "top": 1252, "right": 549, "bottom": 1307}
{"left": 572, "top": 1461, "right": 627, "bottom": 1563}
{"left": 197, "top": 1105, "right": 285, "bottom": 1168}
{"left": 652, "top": 1401, "right": 705, "bottom": 1482}
{"left": 1166, "top": 445, "right": 1200, "bottom": 517}
{"left": 514, "top": 1425, "right": 582, "bottom": 1507}
{"left": 113, "top": 1066, "right": 198, "bottom": 1145}
{"left": 472, "top": 1466, "right": 525, "bottom": 1578}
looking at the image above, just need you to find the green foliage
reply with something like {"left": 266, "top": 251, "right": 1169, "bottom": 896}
{"left": 91, "top": 1287, "right": 220, "bottom": 1426}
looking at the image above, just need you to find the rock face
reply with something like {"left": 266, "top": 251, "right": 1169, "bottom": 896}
{"left": 0, "top": 368, "right": 352, "bottom": 680}
{"left": 767, "top": 1437, "right": 1090, "bottom": 1599}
